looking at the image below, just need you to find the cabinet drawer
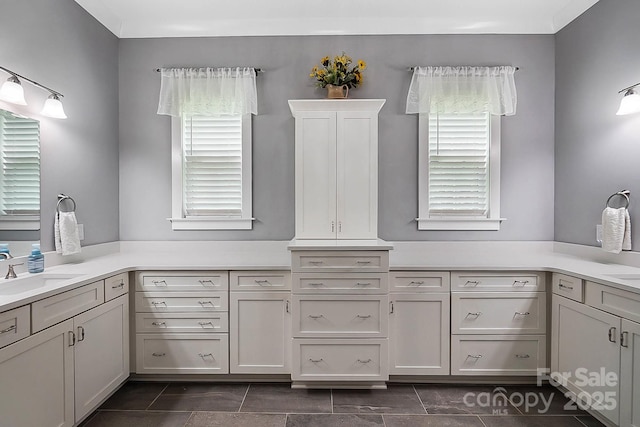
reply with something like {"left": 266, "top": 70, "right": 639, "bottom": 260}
{"left": 451, "top": 272, "right": 545, "bottom": 292}
{"left": 0, "top": 305, "right": 30, "bottom": 348}
{"left": 451, "top": 335, "right": 546, "bottom": 376}
{"left": 291, "top": 251, "right": 389, "bottom": 272}
{"left": 135, "top": 292, "right": 228, "bottom": 312}
{"left": 135, "top": 333, "right": 229, "bottom": 374}
{"left": 135, "top": 313, "right": 229, "bottom": 333}
{"left": 230, "top": 271, "right": 291, "bottom": 291}
{"left": 293, "top": 296, "right": 388, "bottom": 337}
{"left": 105, "top": 272, "right": 129, "bottom": 302}
{"left": 292, "top": 338, "right": 388, "bottom": 381}
{"left": 390, "top": 272, "right": 450, "bottom": 292}
{"left": 451, "top": 293, "right": 546, "bottom": 334}
{"left": 585, "top": 281, "right": 640, "bottom": 323}
{"left": 136, "top": 272, "right": 228, "bottom": 292}
{"left": 293, "top": 273, "right": 388, "bottom": 294}
{"left": 32, "top": 281, "right": 105, "bottom": 332}
{"left": 552, "top": 273, "right": 584, "bottom": 302}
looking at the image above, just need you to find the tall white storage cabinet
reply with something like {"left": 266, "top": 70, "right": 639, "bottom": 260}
{"left": 289, "top": 99, "right": 385, "bottom": 240}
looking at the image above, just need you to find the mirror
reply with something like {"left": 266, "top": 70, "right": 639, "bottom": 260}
{"left": 0, "top": 108, "right": 40, "bottom": 257}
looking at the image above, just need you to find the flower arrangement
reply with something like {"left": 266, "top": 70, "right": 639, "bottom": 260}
{"left": 310, "top": 53, "right": 367, "bottom": 89}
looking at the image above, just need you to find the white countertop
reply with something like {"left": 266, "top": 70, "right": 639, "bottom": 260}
{"left": 2, "top": 240, "right": 640, "bottom": 312}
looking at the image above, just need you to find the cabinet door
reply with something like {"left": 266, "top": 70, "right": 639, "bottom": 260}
{"left": 389, "top": 293, "right": 450, "bottom": 375}
{"left": 230, "top": 291, "right": 291, "bottom": 374}
{"left": 551, "top": 295, "right": 620, "bottom": 425}
{"left": 0, "top": 319, "right": 74, "bottom": 427}
{"left": 74, "top": 295, "right": 129, "bottom": 422}
{"left": 621, "top": 319, "right": 640, "bottom": 427}
{"left": 294, "top": 111, "right": 337, "bottom": 239}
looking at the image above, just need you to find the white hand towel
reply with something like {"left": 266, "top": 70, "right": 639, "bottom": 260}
{"left": 602, "top": 207, "right": 632, "bottom": 253}
{"left": 54, "top": 212, "right": 81, "bottom": 256}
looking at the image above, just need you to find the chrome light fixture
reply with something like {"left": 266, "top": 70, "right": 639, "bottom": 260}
{"left": 0, "top": 66, "right": 67, "bottom": 119}
{"left": 617, "top": 82, "right": 640, "bottom": 115}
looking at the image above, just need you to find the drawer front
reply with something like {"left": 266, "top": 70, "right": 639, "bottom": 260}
{"left": 451, "top": 335, "right": 546, "bottom": 376}
{"left": 552, "top": 273, "right": 584, "bottom": 302}
{"left": 135, "top": 333, "right": 229, "bottom": 374}
{"left": 292, "top": 338, "right": 388, "bottom": 381}
{"left": 293, "top": 273, "right": 388, "bottom": 294}
{"left": 230, "top": 271, "right": 291, "bottom": 291}
{"left": 32, "top": 281, "right": 105, "bottom": 332}
{"left": 586, "top": 281, "right": 640, "bottom": 323}
{"left": 0, "top": 305, "right": 30, "bottom": 348}
{"left": 293, "top": 296, "right": 388, "bottom": 337}
{"left": 390, "top": 272, "right": 450, "bottom": 292}
{"left": 452, "top": 272, "right": 545, "bottom": 292}
{"left": 105, "top": 272, "right": 129, "bottom": 301}
{"left": 135, "top": 292, "right": 228, "bottom": 312}
{"left": 452, "top": 293, "right": 546, "bottom": 334}
{"left": 291, "top": 251, "right": 389, "bottom": 272}
{"left": 135, "top": 313, "right": 229, "bottom": 333}
{"left": 137, "top": 272, "right": 228, "bottom": 292}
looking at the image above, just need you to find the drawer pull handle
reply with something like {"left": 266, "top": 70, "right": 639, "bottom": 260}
{"left": 308, "top": 314, "right": 324, "bottom": 319}
{"left": 465, "top": 280, "right": 479, "bottom": 287}
{"left": 112, "top": 282, "right": 125, "bottom": 289}
{"left": 198, "top": 301, "right": 214, "bottom": 306}
{"left": 357, "top": 359, "right": 372, "bottom": 364}
{"left": 198, "top": 321, "right": 215, "bottom": 327}
{"left": 409, "top": 281, "right": 425, "bottom": 286}
{"left": 621, "top": 331, "right": 629, "bottom": 348}
{"left": 77, "top": 326, "right": 85, "bottom": 342}
{"left": 68, "top": 331, "right": 76, "bottom": 347}
{"left": 309, "top": 261, "right": 324, "bottom": 265}
{"left": 151, "top": 321, "right": 166, "bottom": 327}
{"left": 198, "top": 353, "right": 215, "bottom": 359}
{"left": 558, "top": 283, "right": 574, "bottom": 290}
{"left": 286, "top": 300, "right": 290, "bottom": 314}
{"left": 199, "top": 280, "right": 214, "bottom": 286}
{"left": 513, "top": 280, "right": 529, "bottom": 287}
{"left": 151, "top": 301, "right": 167, "bottom": 307}
{"left": 466, "top": 312, "right": 482, "bottom": 318}
{"left": 516, "top": 354, "right": 531, "bottom": 359}
{"left": 356, "top": 314, "right": 372, "bottom": 319}
{"left": 152, "top": 352, "right": 166, "bottom": 357}
{"left": 355, "top": 282, "right": 372, "bottom": 286}
{"left": 466, "top": 354, "right": 483, "bottom": 359}
{"left": 309, "top": 358, "right": 323, "bottom": 363}
{"left": 356, "top": 261, "right": 371, "bottom": 265}
{"left": 0, "top": 325, "right": 16, "bottom": 334}
{"left": 514, "top": 311, "right": 530, "bottom": 316}
{"left": 308, "top": 282, "right": 324, "bottom": 286}
{"left": 609, "top": 327, "right": 617, "bottom": 343}
{"left": 254, "top": 279, "right": 271, "bottom": 286}
{"left": 152, "top": 280, "right": 168, "bottom": 286}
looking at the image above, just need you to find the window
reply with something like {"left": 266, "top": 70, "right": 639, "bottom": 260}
{"left": 0, "top": 111, "right": 40, "bottom": 230}
{"left": 170, "top": 114, "right": 252, "bottom": 230}
{"left": 417, "top": 112, "right": 502, "bottom": 230}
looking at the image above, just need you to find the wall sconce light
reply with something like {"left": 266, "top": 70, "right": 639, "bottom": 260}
{"left": 0, "top": 66, "right": 67, "bottom": 119}
{"left": 617, "top": 82, "right": 640, "bottom": 116}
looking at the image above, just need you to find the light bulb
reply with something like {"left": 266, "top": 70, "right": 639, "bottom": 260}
{"left": 41, "top": 93, "right": 67, "bottom": 119}
{"left": 0, "top": 75, "right": 27, "bottom": 106}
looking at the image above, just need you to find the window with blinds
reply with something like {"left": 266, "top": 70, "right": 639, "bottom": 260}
{"left": 182, "top": 115, "right": 243, "bottom": 217}
{"left": 427, "top": 112, "right": 490, "bottom": 217}
{"left": 0, "top": 113, "right": 40, "bottom": 217}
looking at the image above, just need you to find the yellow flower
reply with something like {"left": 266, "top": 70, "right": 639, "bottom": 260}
{"left": 358, "top": 60, "right": 367, "bottom": 70}
{"left": 321, "top": 56, "right": 330, "bottom": 66}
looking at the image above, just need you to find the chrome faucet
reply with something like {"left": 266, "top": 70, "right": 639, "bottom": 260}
{"left": 0, "top": 252, "right": 13, "bottom": 260}
{"left": 5, "top": 263, "right": 23, "bottom": 279}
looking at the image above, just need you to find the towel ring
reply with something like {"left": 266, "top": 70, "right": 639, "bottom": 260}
{"left": 606, "top": 190, "right": 630, "bottom": 209}
{"left": 56, "top": 194, "right": 76, "bottom": 213}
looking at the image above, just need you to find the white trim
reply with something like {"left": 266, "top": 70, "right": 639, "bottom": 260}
{"left": 0, "top": 216, "right": 40, "bottom": 230}
{"left": 168, "top": 217, "right": 254, "bottom": 230}
{"left": 416, "top": 217, "right": 505, "bottom": 231}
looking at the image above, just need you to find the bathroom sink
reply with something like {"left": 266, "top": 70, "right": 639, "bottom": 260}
{"left": 0, "top": 273, "right": 84, "bottom": 295}
{"left": 604, "top": 273, "right": 640, "bottom": 282}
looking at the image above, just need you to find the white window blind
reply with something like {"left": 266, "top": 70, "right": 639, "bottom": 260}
{"left": 428, "top": 112, "right": 490, "bottom": 217}
{"left": 0, "top": 114, "right": 40, "bottom": 216}
{"left": 182, "top": 115, "right": 243, "bottom": 217}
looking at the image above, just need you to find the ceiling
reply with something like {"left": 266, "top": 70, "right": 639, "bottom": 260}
{"left": 74, "top": 0, "right": 600, "bottom": 38}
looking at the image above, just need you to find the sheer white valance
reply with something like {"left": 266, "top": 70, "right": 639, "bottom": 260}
{"left": 406, "top": 66, "right": 517, "bottom": 116}
{"left": 157, "top": 67, "right": 258, "bottom": 117}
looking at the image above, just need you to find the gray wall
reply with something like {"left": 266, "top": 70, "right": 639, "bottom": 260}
{"left": 555, "top": 0, "right": 640, "bottom": 248}
{"left": 0, "top": 0, "right": 120, "bottom": 251}
{"left": 119, "top": 35, "right": 555, "bottom": 241}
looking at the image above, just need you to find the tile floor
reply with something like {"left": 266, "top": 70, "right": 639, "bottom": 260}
{"left": 80, "top": 382, "right": 607, "bottom": 427}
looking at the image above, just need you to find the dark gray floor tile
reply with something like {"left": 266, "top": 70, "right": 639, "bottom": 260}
{"left": 99, "top": 382, "right": 168, "bottom": 410}
{"left": 241, "top": 384, "right": 331, "bottom": 413}
{"left": 480, "top": 415, "right": 587, "bottom": 427}
{"left": 384, "top": 414, "right": 485, "bottom": 426}
{"left": 414, "top": 385, "right": 519, "bottom": 415}
{"left": 83, "top": 410, "right": 192, "bottom": 427}
{"left": 332, "top": 385, "right": 425, "bottom": 414}
{"left": 501, "top": 385, "right": 586, "bottom": 415}
{"left": 576, "top": 415, "right": 608, "bottom": 427}
{"left": 286, "top": 414, "right": 383, "bottom": 427}
{"left": 186, "top": 412, "right": 286, "bottom": 427}
{"left": 149, "top": 382, "right": 249, "bottom": 412}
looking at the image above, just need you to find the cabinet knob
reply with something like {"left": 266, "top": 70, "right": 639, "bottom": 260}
{"left": 198, "top": 322, "right": 214, "bottom": 327}
{"left": 152, "top": 352, "right": 166, "bottom": 357}
{"left": 309, "top": 358, "right": 323, "bottom": 363}
{"left": 151, "top": 321, "right": 166, "bottom": 327}
{"left": 254, "top": 279, "right": 271, "bottom": 286}
{"left": 198, "top": 353, "right": 215, "bottom": 359}
{"left": 465, "top": 280, "right": 479, "bottom": 287}
{"left": 466, "top": 354, "right": 483, "bottom": 360}
{"left": 513, "top": 280, "right": 529, "bottom": 287}
{"left": 515, "top": 354, "right": 531, "bottom": 359}
{"left": 514, "top": 311, "right": 530, "bottom": 317}
{"left": 0, "top": 325, "right": 16, "bottom": 334}
{"left": 465, "top": 312, "right": 482, "bottom": 318}
{"left": 608, "top": 327, "right": 617, "bottom": 343}
{"left": 152, "top": 280, "right": 168, "bottom": 287}
{"left": 357, "top": 359, "right": 372, "bottom": 364}
{"left": 356, "top": 314, "right": 372, "bottom": 319}
{"left": 308, "top": 314, "right": 324, "bottom": 319}
{"left": 77, "top": 326, "right": 85, "bottom": 342}
{"left": 112, "top": 282, "right": 125, "bottom": 289}
{"left": 198, "top": 279, "right": 214, "bottom": 286}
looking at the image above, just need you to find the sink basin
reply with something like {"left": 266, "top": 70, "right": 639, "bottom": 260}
{"left": 604, "top": 273, "right": 640, "bottom": 282}
{"left": 0, "top": 273, "right": 84, "bottom": 295}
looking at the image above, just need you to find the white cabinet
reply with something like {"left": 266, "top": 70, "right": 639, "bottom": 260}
{"left": 289, "top": 99, "right": 385, "bottom": 240}
{"left": 620, "top": 319, "right": 640, "bottom": 427}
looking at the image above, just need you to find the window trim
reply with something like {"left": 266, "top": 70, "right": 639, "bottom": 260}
{"left": 169, "top": 114, "right": 253, "bottom": 230}
{"left": 417, "top": 113, "right": 504, "bottom": 231}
